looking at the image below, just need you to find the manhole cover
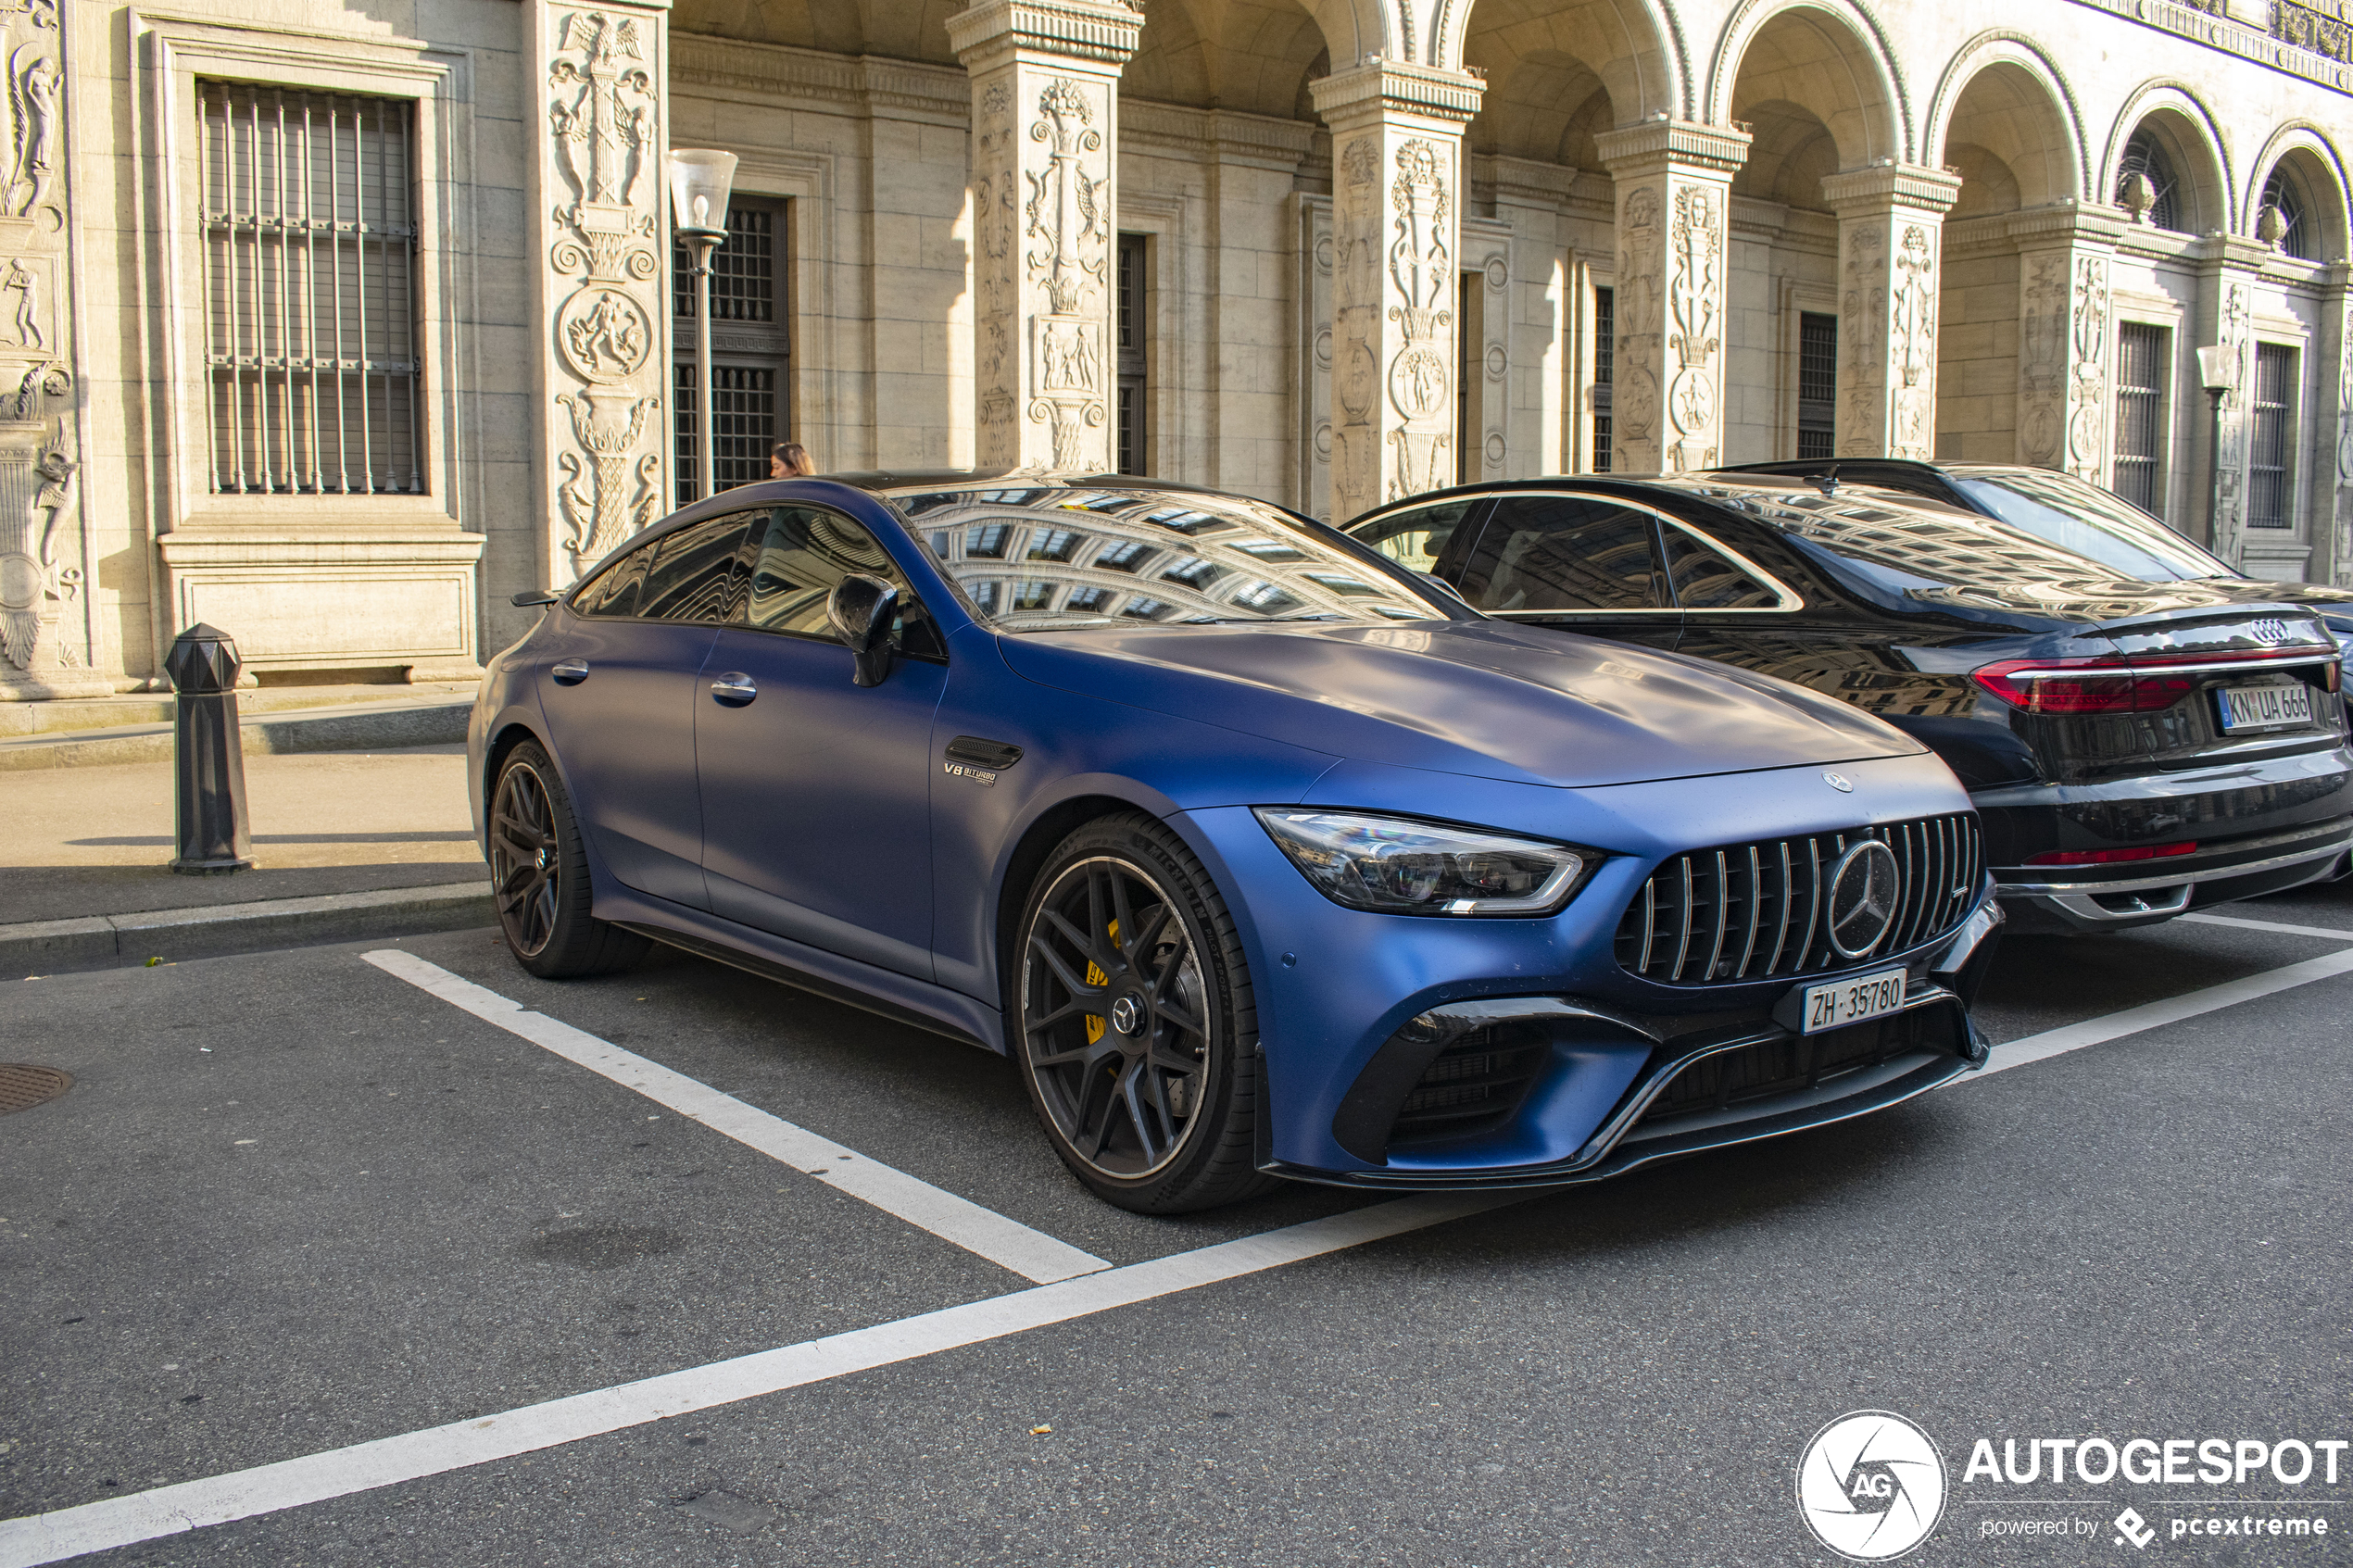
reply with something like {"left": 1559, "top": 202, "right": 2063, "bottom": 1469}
{"left": 0, "top": 1064, "right": 71, "bottom": 1114}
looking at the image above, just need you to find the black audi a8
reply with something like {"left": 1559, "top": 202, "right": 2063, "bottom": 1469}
{"left": 1346, "top": 475, "right": 2353, "bottom": 933}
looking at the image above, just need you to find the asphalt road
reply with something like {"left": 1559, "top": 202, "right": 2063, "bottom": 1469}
{"left": 4, "top": 880, "right": 2351, "bottom": 1567}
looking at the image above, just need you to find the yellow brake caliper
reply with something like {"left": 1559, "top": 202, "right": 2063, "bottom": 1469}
{"left": 1082, "top": 918, "right": 1120, "bottom": 1045}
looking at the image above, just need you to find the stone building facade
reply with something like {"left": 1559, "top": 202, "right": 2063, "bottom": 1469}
{"left": 26, "top": 0, "right": 2353, "bottom": 694}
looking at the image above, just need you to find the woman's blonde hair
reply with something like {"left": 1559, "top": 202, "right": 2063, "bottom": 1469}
{"left": 772, "top": 441, "right": 813, "bottom": 476}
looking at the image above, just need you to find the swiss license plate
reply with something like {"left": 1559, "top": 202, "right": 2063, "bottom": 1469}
{"left": 2216, "top": 682, "right": 2312, "bottom": 734}
{"left": 1796, "top": 967, "right": 1906, "bottom": 1035}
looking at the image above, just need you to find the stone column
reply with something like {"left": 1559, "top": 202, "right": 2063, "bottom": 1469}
{"left": 1593, "top": 119, "right": 1749, "bottom": 472}
{"left": 1309, "top": 60, "right": 1484, "bottom": 518}
{"left": 1823, "top": 164, "right": 1962, "bottom": 459}
{"left": 2196, "top": 240, "right": 2270, "bottom": 565}
{"left": 0, "top": 0, "right": 104, "bottom": 698}
{"left": 950, "top": 0, "right": 1143, "bottom": 473}
{"left": 528, "top": 0, "right": 672, "bottom": 584}
{"left": 2011, "top": 206, "right": 2121, "bottom": 483}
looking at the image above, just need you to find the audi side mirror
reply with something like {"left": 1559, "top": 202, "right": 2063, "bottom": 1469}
{"left": 826, "top": 573, "right": 900, "bottom": 687}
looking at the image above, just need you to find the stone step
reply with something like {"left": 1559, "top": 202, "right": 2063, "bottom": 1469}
{"left": 0, "top": 881, "right": 494, "bottom": 973}
{"left": 0, "top": 680, "right": 479, "bottom": 738}
{"left": 0, "top": 693, "right": 474, "bottom": 771}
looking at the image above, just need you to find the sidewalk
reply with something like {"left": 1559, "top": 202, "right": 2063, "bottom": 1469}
{"left": 1, "top": 744, "right": 493, "bottom": 972}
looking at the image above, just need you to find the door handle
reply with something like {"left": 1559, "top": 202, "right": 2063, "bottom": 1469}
{"left": 710, "top": 672, "right": 758, "bottom": 705}
{"left": 550, "top": 659, "right": 589, "bottom": 685}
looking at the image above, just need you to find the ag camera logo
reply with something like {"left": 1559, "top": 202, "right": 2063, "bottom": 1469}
{"left": 1798, "top": 1411, "right": 1948, "bottom": 1561}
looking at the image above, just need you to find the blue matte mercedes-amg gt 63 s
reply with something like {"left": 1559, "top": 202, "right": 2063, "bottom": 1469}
{"left": 472, "top": 474, "right": 2005, "bottom": 1211}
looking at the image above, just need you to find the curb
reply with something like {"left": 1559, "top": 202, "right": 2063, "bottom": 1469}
{"left": 0, "top": 700, "right": 472, "bottom": 771}
{"left": 3, "top": 882, "right": 495, "bottom": 973}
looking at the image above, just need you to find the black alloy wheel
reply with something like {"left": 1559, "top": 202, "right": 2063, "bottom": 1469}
{"left": 1014, "top": 814, "right": 1273, "bottom": 1212}
{"left": 487, "top": 743, "right": 648, "bottom": 979}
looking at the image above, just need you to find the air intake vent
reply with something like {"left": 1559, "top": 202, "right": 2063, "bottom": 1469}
{"left": 1615, "top": 813, "right": 1982, "bottom": 985}
{"left": 1387, "top": 1026, "right": 1550, "bottom": 1148}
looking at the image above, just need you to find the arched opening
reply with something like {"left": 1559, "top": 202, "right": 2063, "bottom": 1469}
{"left": 1124, "top": 0, "right": 1330, "bottom": 117}
{"left": 1933, "top": 60, "right": 2079, "bottom": 461}
{"left": 1718, "top": 6, "right": 1903, "bottom": 459}
{"left": 2109, "top": 107, "right": 2226, "bottom": 236}
{"left": 2254, "top": 145, "right": 2347, "bottom": 262}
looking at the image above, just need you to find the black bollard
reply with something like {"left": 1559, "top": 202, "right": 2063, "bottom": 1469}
{"left": 165, "top": 622, "right": 254, "bottom": 875}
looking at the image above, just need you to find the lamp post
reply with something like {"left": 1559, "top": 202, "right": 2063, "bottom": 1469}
{"left": 667, "top": 149, "right": 739, "bottom": 503}
{"left": 2196, "top": 343, "right": 2235, "bottom": 552}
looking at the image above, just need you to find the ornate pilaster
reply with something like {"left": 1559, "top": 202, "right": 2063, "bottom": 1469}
{"left": 0, "top": 0, "right": 100, "bottom": 698}
{"left": 529, "top": 0, "right": 669, "bottom": 584}
{"left": 950, "top": 1, "right": 1142, "bottom": 473}
{"left": 1310, "top": 60, "right": 1483, "bottom": 517}
{"left": 2198, "top": 239, "right": 2271, "bottom": 565}
{"left": 1594, "top": 119, "right": 1748, "bottom": 473}
{"left": 1823, "top": 164, "right": 1962, "bottom": 460}
{"left": 2011, "top": 206, "right": 2121, "bottom": 483}
{"left": 2325, "top": 270, "right": 2353, "bottom": 587}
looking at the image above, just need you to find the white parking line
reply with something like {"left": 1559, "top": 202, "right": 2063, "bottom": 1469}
{"left": 0, "top": 1191, "right": 1523, "bottom": 1568}
{"left": 361, "top": 950, "right": 1109, "bottom": 1286}
{"left": 1969, "top": 946, "right": 2353, "bottom": 1079}
{"left": 2180, "top": 910, "right": 2353, "bottom": 942}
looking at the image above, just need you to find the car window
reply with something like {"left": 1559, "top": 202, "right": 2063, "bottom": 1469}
{"left": 1457, "top": 495, "right": 1666, "bottom": 612}
{"left": 1949, "top": 471, "right": 2233, "bottom": 583}
{"left": 638, "top": 512, "right": 756, "bottom": 623}
{"left": 570, "top": 535, "right": 654, "bottom": 619}
{"left": 1659, "top": 526, "right": 1785, "bottom": 608}
{"left": 736, "top": 505, "right": 945, "bottom": 659}
{"left": 1353, "top": 498, "right": 1482, "bottom": 574}
{"left": 890, "top": 484, "right": 1449, "bottom": 630}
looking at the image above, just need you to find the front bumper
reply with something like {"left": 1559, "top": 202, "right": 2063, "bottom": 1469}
{"left": 1255, "top": 876, "right": 2005, "bottom": 1192}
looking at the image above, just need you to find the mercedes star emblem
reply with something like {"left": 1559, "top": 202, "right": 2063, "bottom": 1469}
{"left": 1823, "top": 771, "right": 1855, "bottom": 793}
{"left": 1826, "top": 840, "right": 1902, "bottom": 958}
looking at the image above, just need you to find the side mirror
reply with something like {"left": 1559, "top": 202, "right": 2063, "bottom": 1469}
{"left": 826, "top": 573, "right": 900, "bottom": 687}
{"left": 511, "top": 588, "right": 559, "bottom": 608}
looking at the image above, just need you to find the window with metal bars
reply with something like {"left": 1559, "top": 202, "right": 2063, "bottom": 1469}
{"left": 1797, "top": 312, "right": 1837, "bottom": 460}
{"left": 198, "top": 82, "right": 421, "bottom": 496}
{"left": 1116, "top": 232, "right": 1148, "bottom": 475}
{"left": 2248, "top": 343, "right": 2297, "bottom": 529}
{"left": 674, "top": 198, "right": 790, "bottom": 503}
{"left": 2112, "top": 322, "right": 2168, "bottom": 516}
{"left": 1591, "top": 285, "right": 1614, "bottom": 472}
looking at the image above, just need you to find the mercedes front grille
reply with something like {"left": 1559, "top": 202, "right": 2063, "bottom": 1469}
{"left": 1615, "top": 813, "right": 1983, "bottom": 985}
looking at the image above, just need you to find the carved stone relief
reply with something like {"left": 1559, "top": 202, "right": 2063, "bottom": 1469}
{"left": 1890, "top": 225, "right": 1936, "bottom": 459}
{"left": 2019, "top": 253, "right": 2067, "bottom": 466}
{"left": 2335, "top": 295, "right": 2353, "bottom": 587}
{"left": 2212, "top": 279, "right": 2253, "bottom": 566}
{"left": 1023, "top": 78, "right": 1110, "bottom": 470}
{"left": 2066, "top": 256, "right": 2109, "bottom": 482}
{"left": 1666, "top": 186, "right": 1722, "bottom": 470}
{"left": 1614, "top": 184, "right": 1662, "bottom": 470}
{"left": 545, "top": 7, "right": 663, "bottom": 576}
{"left": 0, "top": 0, "right": 91, "bottom": 695}
{"left": 1840, "top": 226, "right": 1885, "bottom": 455}
{"left": 1384, "top": 139, "right": 1453, "bottom": 500}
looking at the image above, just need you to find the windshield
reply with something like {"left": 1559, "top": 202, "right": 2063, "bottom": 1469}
{"left": 888, "top": 484, "right": 1451, "bottom": 632}
{"left": 1949, "top": 470, "right": 2234, "bottom": 583}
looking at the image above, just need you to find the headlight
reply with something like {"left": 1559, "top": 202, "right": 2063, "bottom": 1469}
{"left": 1252, "top": 809, "right": 1595, "bottom": 916}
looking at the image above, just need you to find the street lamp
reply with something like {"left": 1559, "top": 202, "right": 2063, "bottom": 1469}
{"left": 2196, "top": 343, "right": 2234, "bottom": 551}
{"left": 668, "top": 149, "right": 738, "bottom": 503}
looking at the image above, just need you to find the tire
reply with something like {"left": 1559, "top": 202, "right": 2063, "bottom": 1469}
{"left": 486, "top": 742, "right": 649, "bottom": 979}
{"left": 1012, "top": 812, "right": 1277, "bottom": 1213}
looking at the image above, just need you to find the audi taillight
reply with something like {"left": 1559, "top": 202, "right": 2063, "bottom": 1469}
{"left": 1970, "top": 646, "right": 2338, "bottom": 715}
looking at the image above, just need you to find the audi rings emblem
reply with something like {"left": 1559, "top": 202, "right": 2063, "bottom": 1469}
{"left": 1822, "top": 771, "right": 1855, "bottom": 793}
{"left": 2250, "top": 618, "right": 2291, "bottom": 645}
{"left": 1826, "top": 840, "right": 1902, "bottom": 958}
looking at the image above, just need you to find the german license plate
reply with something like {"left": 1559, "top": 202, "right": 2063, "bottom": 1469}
{"left": 2216, "top": 682, "right": 2312, "bottom": 734}
{"left": 1796, "top": 967, "right": 1906, "bottom": 1035}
